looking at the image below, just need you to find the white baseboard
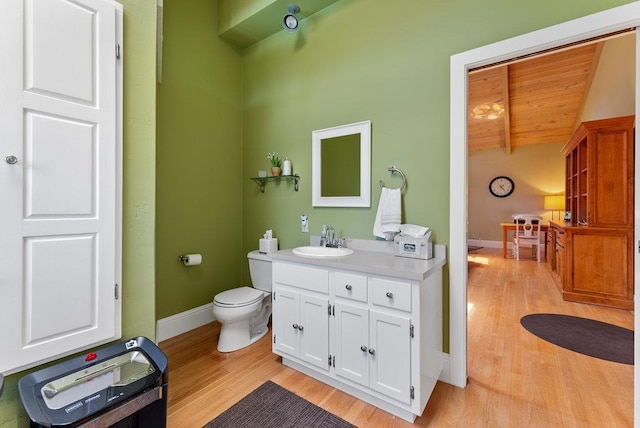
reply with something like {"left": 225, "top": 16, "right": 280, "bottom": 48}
{"left": 467, "top": 239, "right": 503, "bottom": 249}
{"left": 156, "top": 303, "right": 215, "bottom": 342}
{"left": 438, "top": 352, "right": 453, "bottom": 385}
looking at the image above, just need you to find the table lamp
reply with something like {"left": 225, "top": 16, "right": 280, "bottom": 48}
{"left": 544, "top": 195, "right": 565, "bottom": 220}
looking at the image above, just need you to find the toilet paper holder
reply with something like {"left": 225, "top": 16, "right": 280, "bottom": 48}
{"left": 178, "top": 254, "right": 203, "bottom": 266}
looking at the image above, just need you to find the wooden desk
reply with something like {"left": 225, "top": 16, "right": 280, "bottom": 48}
{"left": 500, "top": 222, "right": 549, "bottom": 259}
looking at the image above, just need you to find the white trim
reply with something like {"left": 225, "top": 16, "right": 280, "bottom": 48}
{"left": 438, "top": 352, "right": 451, "bottom": 385}
{"left": 311, "top": 120, "right": 371, "bottom": 207}
{"left": 156, "top": 303, "right": 215, "bottom": 342}
{"left": 449, "top": 1, "right": 640, "bottom": 395}
{"left": 157, "top": 0, "right": 163, "bottom": 83}
{"left": 467, "top": 239, "right": 503, "bottom": 249}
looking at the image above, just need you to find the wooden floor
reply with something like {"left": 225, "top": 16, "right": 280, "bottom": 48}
{"left": 159, "top": 248, "right": 633, "bottom": 427}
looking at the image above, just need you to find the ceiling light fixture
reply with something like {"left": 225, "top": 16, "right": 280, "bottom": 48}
{"left": 470, "top": 102, "right": 504, "bottom": 120}
{"left": 282, "top": 4, "right": 300, "bottom": 32}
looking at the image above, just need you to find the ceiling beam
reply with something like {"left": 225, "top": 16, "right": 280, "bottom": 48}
{"left": 501, "top": 66, "right": 512, "bottom": 155}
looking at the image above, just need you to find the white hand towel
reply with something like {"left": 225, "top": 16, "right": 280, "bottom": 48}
{"left": 373, "top": 187, "right": 402, "bottom": 240}
{"left": 381, "top": 188, "right": 401, "bottom": 232}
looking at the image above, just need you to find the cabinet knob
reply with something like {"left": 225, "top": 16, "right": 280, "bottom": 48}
{"left": 292, "top": 323, "right": 298, "bottom": 330}
{"left": 298, "top": 325, "right": 304, "bottom": 331}
{"left": 386, "top": 292, "right": 393, "bottom": 298}
{"left": 360, "top": 345, "right": 368, "bottom": 352}
{"left": 368, "top": 348, "right": 376, "bottom": 355}
{"left": 345, "top": 284, "right": 352, "bottom": 291}
{"left": 4, "top": 155, "right": 18, "bottom": 165}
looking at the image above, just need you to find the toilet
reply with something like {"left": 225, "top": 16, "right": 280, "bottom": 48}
{"left": 212, "top": 250, "right": 272, "bottom": 352}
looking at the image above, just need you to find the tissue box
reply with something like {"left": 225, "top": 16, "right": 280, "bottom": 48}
{"left": 259, "top": 238, "right": 278, "bottom": 254}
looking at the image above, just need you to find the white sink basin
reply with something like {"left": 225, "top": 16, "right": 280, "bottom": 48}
{"left": 292, "top": 246, "right": 354, "bottom": 258}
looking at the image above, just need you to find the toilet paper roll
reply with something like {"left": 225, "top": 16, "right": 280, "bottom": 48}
{"left": 182, "top": 254, "right": 202, "bottom": 266}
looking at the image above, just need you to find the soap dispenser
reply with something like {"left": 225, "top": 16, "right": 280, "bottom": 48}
{"left": 282, "top": 157, "right": 292, "bottom": 176}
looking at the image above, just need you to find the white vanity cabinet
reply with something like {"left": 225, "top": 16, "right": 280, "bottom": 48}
{"left": 271, "top": 245, "right": 446, "bottom": 423}
{"left": 333, "top": 273, "right": 412, "bottom": 405}
{"left": 272, "top": 262, "right": 330, "bottom": 371}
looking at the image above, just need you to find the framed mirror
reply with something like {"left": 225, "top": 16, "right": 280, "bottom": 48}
{"left": 312, "top": 120, "right": 371, "bottom": 207}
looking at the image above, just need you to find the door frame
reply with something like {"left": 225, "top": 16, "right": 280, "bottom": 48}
{"left": 449, "top": 2, "right": 640, "bottom": 422}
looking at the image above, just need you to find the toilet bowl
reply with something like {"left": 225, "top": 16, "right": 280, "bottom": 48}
{"left": 212, "top": 251, "right": 272, "bottom": 352}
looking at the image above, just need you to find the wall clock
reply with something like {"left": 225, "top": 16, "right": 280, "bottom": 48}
{"left": 489, "top": 176, "right": 514, "bottom": 198}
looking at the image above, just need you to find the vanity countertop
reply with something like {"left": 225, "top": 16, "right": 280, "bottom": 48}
{"left": 270, "top": 244, "right": 446, "bottom": 281}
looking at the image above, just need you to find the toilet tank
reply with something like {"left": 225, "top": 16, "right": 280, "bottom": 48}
{"left": 247, "top": 250, "right": 273, "bottom": 292}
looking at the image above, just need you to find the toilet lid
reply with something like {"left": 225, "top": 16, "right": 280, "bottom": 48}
{"left": 215, "top": 286, "right": 265, "bottom": 307}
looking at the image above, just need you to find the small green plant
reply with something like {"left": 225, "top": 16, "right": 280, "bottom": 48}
{"left": 267, "top": 152, "right": 281, "bottom": 167}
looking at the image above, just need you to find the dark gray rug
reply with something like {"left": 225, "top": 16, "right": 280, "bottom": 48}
{"left": 520, "top": 313, "right": 634, "bottom": 365}
{"left": 203, "top": 381, "right": 355, "bottom": 428}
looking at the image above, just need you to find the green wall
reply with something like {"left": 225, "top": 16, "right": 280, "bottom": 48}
{"left": 155, "top": 0, "right": 243, "bottom": 319}
{"left": 1, "top": 2, "right": 635, "bottom": 426}
{"left": 239, "top": 0, "right": 634, "bottom": 352}
{"left": 0, "top": 1, "right": 158, "bottom": 426}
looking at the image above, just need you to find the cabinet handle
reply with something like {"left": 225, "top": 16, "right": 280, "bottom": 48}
{"left": 360, "top": 345, "right": 368, "bottom": 352}
{"left": 368, "top": 348, "right": 376, "bottom": 355}
{"left": 345, "top": 284, "right": 352, "bottom": 291}
{"left": 386, "top": 292, "right": 393, "bottom": 298}
{"left": 292, "top": 323, "right": 298, "bottom": 330}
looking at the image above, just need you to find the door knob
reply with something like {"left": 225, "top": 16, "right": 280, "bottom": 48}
{"left": 4, "top": 155, "right": 18, "bottom": 165}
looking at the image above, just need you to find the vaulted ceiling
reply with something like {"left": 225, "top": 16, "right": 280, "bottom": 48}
{"left": 467, "top": 42, "right": 603, "bottom": 153}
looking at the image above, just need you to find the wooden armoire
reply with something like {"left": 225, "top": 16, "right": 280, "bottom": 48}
{"left": 547, "top": 115, "right": 634, "bottom": 309}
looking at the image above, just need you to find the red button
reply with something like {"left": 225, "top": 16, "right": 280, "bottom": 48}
{"left": 85, "top": 352, "right": 97, "bottom": 362}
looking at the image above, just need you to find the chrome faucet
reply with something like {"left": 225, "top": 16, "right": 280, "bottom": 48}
{"left": 325, "top": 226, "right": 344, "bottom": 248}
{"left": 327, "top": 226, "right": 336, "bottom": 247}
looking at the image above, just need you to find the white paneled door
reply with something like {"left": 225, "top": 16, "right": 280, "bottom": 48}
{"left": 0, "top": 0, "right": 122, "bottom": 374}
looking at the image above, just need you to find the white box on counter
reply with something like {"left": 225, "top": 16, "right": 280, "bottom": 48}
{"left": 259, "top": 238, "right": 278, "bottom": 254}
{"left": 393, "top": 235, "right": 433, "bottom": 260}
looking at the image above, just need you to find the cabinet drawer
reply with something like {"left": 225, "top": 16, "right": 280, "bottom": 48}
{"left": 371, "top": 278, "right": 411, "bottom": 312}
{"left": 555, "top": 231, "right": 565, "bottom": 248}
{"left": 333, "top": 271, "right": 368, "bottom": 302}
{"left": 274, "top": 262, "right": 329, "bottom": 293}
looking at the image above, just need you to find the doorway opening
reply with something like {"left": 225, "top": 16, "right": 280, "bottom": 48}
{"left": 448, "top": 6, "right": 640, "bottom": 421}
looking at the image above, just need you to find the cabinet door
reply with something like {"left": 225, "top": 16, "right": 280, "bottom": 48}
{"left": 589, "top": 125, "right": 633, "bottom": 227}
{"left": 273, "top": 288, "right": 300, "bottom": 358}
{"left": 369, "top": 310, "right": 411, "bottom": 404}
{"left": 0, "top": 0, "right": 121, "bottom": 374}
{"left": 299, "top": 293, "right": 330, "bottom": 370}
{"left": 334, "top": 302, "right": 369, "bottom": 386}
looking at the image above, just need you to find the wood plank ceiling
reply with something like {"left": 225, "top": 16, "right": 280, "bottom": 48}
{"left": 467, "top": 43, "right": 602, "bottom": 153}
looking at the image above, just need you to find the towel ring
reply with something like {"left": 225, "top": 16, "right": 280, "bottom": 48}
{"left": 379, "top": 166, "right": 406, "bottom": 192}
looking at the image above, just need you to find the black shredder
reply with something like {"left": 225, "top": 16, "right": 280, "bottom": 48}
{"left": 19, "top": 337, "right": 168, "bottom": 427}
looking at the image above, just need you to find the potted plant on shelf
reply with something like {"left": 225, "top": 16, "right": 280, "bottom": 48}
{"left": 267, "top": 152, "right": 282, "bottom": 176}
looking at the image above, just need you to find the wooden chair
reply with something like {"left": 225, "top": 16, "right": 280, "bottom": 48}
{"left": 512, "top": 214, "right": 543, "bottom": 262}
